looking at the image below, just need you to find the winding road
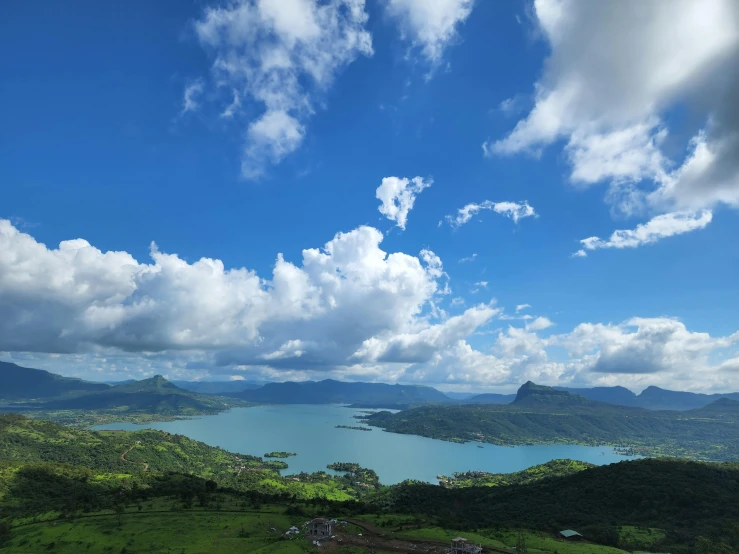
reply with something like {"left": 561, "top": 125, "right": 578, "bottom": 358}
{"left": 121, "top": 445, "right": 149, "bottom": 472}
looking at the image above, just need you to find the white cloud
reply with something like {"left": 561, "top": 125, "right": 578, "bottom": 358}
{"left": 526, "top": 316, "right": 553, "bottom": 331}
{"left": 376, "top": 176, "right": 432, "bottom": 230}
{"left": 515, "top": 303, "right": 531, "bottom": 313}
{"left": 576, "top": 210, "right": 712, "bottom": 256}
{"left": 458, "top": 253, "right": 477, "bottom": 263}
{"left": 181, "top": 80, "right": 204, "bottom": 114}
{"left": 191, "top": 0, "right": 373, "bottom": 178}
{"left": 486, "top": 0, "right": 739, "bottom": 215}
{"left": 0, "top": 218, "right": 464, "bottom": 371}
{"left": 352, "top": 304, "right": 498, "bottom": 364}
{"left": 499, "top": 96, "right": 524, "bottom": 117}
{"left": 445, "top": 200, "right": 537, "bottom": 228}
{"left": 383, "top": 0, "right": 474, "bottom": 64}
{"left": 220, "top": 89, "right": 241, "bottom": 118}
{"left": 469, "top": 281, "right": 487, "bottom": 294}
{"left": 560, "top": 317, "right": 739, "bottom": 381}
{"left": 4, "top": 219, "right": 739, "bottom": 391}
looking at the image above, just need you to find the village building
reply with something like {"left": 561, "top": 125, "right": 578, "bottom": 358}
{"left": 308, "top": 518, "right": 333, "bottom": 539}
{"left": 559, "top": 529, "right": 583, "bottom": 540}
{"left": 450, "top": 537, "right": 483, "bottom": 554}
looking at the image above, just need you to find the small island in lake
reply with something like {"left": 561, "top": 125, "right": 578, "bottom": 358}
{"left": 336, "top": 425, "right": 372, "bottom": 431}
{"left": 264, "top": 451, "right": 297, "bottom": 458}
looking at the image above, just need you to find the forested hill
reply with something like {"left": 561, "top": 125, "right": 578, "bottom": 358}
{"left": 363, "top": 383, "right": 739, "bottom": 461}
{"left": 235, "top": 379, "right": 450, "bottom": 406}
{"left": 41, "top": 375, "right": 240, "bottom": 415}
{"left": 0, "top": 361, "right": 109, "bottom": 401}
{"left": 377, "top": 458, "right": 739, "bottom": 551}
{"left": 0, "top": 413, "right": 250, "bottom": 475}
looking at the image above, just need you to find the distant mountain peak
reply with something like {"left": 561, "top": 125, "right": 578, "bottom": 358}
{"left": 514, "top": 382, "right": 582, "bottom": 404}
{"left": 110, "top": 375, "right": 179, "bottom": 393}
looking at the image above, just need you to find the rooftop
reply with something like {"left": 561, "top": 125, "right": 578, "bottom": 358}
{"left": 560, "top": 529, "right": 583, "bottom": 538}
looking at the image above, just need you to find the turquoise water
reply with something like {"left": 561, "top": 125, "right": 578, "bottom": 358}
{"left": 93, "top": 405, "right": 638, "bottom": 484}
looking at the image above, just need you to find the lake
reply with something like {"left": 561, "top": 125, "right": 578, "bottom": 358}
{"left": 94, "top": 404, "right": 639, "bottom": 484}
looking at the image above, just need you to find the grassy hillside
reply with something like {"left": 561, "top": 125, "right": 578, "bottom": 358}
{"left": 437, "top": 459, "right": 595, "bottom": 488}
{"left": 0, "top": 362, "right": 109, "bottom": 402}
{"left": 0, "top": 414, "right": 381, "bottom": 509}
{"left": 363, "top": 382, "right": 739, "bottom": 461}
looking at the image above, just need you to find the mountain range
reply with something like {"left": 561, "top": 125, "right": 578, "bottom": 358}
{"left": 552, "top": 385, "right": 739, "bottom": 411}
{"left": 232, "top": 379, "right": 449, "bottom": 407}
{"left": 4, "top": 360, "right": 739, "bottom": 412}
{"left": 0, "top": 361, "right": 109, "bottom": 401}
{"left": 0, "top": 363, "right": 240, "bottom": 416}
{"left": 363, "top": 381, "right": 739, "bottom": 461}
{"left": 41, "top": 375, "right": 238, "bottom": 414}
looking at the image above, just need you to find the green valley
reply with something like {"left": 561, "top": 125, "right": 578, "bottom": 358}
{"left": 2, "top": 414, "right": 739, "bottom": 553}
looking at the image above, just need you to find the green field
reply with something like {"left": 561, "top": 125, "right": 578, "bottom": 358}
{"left": 3, "top": 499, "right": 315, "bottom": 554}
{"left": 0, "top": 502, "right": 641, "bottom": 554}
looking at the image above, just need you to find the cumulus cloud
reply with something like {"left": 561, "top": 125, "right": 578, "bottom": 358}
{"left": 352, "top": 303, "right": 498, "bottom": 364}
{"left": 376, "top": 176, "right": 432, "bottom": 230}
{"left": 560, "top": 318, "right": 739, "bottom": 378}
{"left": 487, "top": 0, "right": 739, "bottom": 215}
{"left": 445, "top": 200, "right": 537, "bottom": 228}
{"left": 515, "top": 303, "right": 531, "bottom": 313}
{"left": 191, "top": 0, "right": 373, "bottom": 178}
{"left": 0, "top": 219, "right": 466, "bottom": 372}
{"left": 3, "top": 219, "right": 738, "bottom": 391}
{"left": 383, "top": 0, "right": 474, "bottom": 64}
{"left": 526, "top": 316, "right": 553, "bottom": 331}
{"left": 575, "top": 210, "right": 712, "bottom": 256}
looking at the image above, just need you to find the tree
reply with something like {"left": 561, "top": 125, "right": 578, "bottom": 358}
{"left": 114, "top": 503, "right": 125, "bottom": 526}
{"left": 0, "top": 521, "right": 11, "bottom": 546}
{"left": 695, "top": 536, "right": 734, "bottom": 554}
{"left": 516, "top": 532, "right": 528, "bottom": 554}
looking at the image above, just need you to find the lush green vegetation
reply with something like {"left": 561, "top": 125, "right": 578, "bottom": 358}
{"left": 264, "top": 452, "right": 297, "bottom": 458}
{"left": 0, "top": 415, "right": 380, "bottom": 505}
{"left": 335, "top": 425, "right": 372, "bottom": 431}
{"left": 363, "top": 382, "right": 739, "bottom": 461}
{"left": 1, "top": 499, "right": 316, "bottom": 553}
{"left": 437, "top": 459, "right": 594, "bottom": 488}
{"left": 369, "top": 457, "right": 739, "bottom": 553}
{"left": 2, "top": 413, "right": 739, "bottom": 553}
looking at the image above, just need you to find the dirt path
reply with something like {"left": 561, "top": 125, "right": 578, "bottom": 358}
{"left": 121, "top": 445, "right": 148, "bottom": 471}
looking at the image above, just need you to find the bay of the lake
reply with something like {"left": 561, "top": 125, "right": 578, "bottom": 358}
{"left": 94, "top": 405, "right": 638, "bottom": 484}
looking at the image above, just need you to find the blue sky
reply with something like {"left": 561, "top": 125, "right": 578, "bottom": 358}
{"left": 2, "top": 0, "right": 739, "bottom": 392}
